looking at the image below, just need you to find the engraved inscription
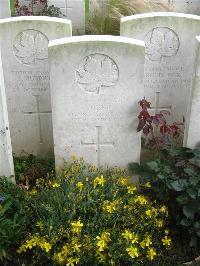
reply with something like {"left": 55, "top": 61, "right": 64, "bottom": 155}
{"left": 76, "top": 53, "right": 119, "bottom": 94}
{"left": 145, "top": 27, "right": 180, "bottom": 62}
{"left": 13, "top": 30, "right": 48, "bottom": 66}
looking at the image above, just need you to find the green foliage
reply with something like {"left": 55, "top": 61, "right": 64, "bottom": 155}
{"left": 130, "top": 147, "right": 200, "bottom": 248}
{"left": 17, "top": 158, "right": 171, "bottom": 265}
{"left": 14, "top": 154, "right": 54, "bottom": 188}
{"left": 0, "top": 178, "right": 32, "bottom": 263}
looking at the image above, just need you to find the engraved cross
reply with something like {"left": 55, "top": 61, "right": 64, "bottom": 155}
{"left": 65, "top": 0, "right": 72, "bottom": 16}
{"left": 81, "top": 126, "right": 114, "bottom": 167}
{"left": 150, "top": 92, "right": 172, "bottom": 114}
{"left": 186, "top": 0, "right": 193, "bottom": 13}
{"left": 23, "top": 95, "right": 51, "bottom": 145}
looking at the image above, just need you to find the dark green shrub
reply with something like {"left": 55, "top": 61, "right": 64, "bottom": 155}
{"left": 0, "top": 178, "right": 32, "bottom": 263}
{"left": 130, "top": 147, "right": 200, "bottom": 248}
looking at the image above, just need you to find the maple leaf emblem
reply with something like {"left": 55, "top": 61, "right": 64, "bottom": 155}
{"left": 77, "top": 53, "right": 119, "bottom": 94}
{"left": 14, "top": 30, "right": 48, "bottom": 66}
{"left": 145, "top": 27, "right": 180, "bottom": 62}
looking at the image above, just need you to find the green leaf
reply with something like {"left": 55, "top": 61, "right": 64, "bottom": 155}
{"left": 146, "top": 161, "right": 160, "bottom": 172}
{"left": 183, "top": 205, "right": 195, "bottom": 219}
{"left": 180, "top": 218, "right": 191, "bottom": 227}
{"left": 189, "top": 176, "right": 200, "bottom": 186}
{"left": 198, "top": 189, "right": 200, "bottom": 197}
{"left": 176, "top": 194, "right": 188, "bottom": 205}
{"left": 128, "top": 163, "right": 143, "bottom": 175}
{"left": 187, "top": 188, "right": 198, "bottom": 199}
{"left": 171, "top": 180, "right": 185, "bottom": 191}
{"left": 190, "top": 236, "right": 197, "bottom": 247}
{"left": 184, "top": 167, "right": 195, "bottom": 176}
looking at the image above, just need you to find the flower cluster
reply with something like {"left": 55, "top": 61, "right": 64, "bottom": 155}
{"left": 17, "top": 158, "right": 172, "bottom": 265}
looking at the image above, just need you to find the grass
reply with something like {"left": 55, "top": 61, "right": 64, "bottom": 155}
{"left": 10, "top": 0, "right": 15, "bottom": 16}
{"left": 87, "top": 0, "right": 169, "bottom": 35}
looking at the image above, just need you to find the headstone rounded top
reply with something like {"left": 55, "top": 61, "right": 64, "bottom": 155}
{"left": 121, "top": 12, "right": 200, "bottom": 23}
{"left": 0, "top": 16, "right": 72, "bottom": 26}
{"left": 49, "top": 35, "right": 145, "bottom": 49}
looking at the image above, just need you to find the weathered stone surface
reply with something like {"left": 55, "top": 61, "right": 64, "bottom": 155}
{"left": 47, "top": 0, "right": 85, "bottom": 34}
{"left": 49, "top": 35, "right": 145, "bottom": 168}
{"left": 121, "top": 13, "right": 200, "bottom": 144}
{"left": 0, "top": 17, "right": 72, "bottom": 156}
{"left": 169, "top": 0, "right": 200, "bottom": 15}
{"left": 0, "top": 0, "right": 11, "bottom": 18}
{"left": 185, "top": 36, "right": 200, "bottom": 149}
{"left": 0, "top": 50, "right": 14, "bottom": 179}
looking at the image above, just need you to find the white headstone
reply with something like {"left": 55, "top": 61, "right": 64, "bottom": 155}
{"left": 185, "top": 36, "right": 200, "bottom": 149}
{"left": 0, "top": 17, "right": 72, "bottom": 156}
{"left": 0, "top": 0, "right": 11, "bottom": 18}
{"left": 121, "top": 13, "right": 200, "bottom": 144}
{"left": 49, "top": 35, "right": 145, "bottom": 169}
{"left": 47, "top": 0, "right": 85, "bottom": 34}
{"left": 169, "top": 0, "right": 200, "bottom": 15}
{"left": 0, "top": 50, "right": 14, "bottom": 179}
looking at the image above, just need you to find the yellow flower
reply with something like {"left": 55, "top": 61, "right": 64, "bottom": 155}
{"left": 147, "top": 248, "right": 157, "bottom": 261}
{"left": 40, "top": 242, "right": 52, "bottom": 252}
{"left": 17, "top": 235, "right": 51, "bottom": 253}
{"left": 118, "top": 177, "right": 128, "bottom": 186}
{"left": 155, "top": 220, "right": 164, "bottom": 228}
{"left": 71, "top": 220, "right": 84, "bottom": 234}
{"left": 36, "top": 221, "right": 44, "bottom": 231}
{"left": 145, "top": 209, "right": 153, "bottom": 217}
{"left": 122, "top": 230, "right": 138, "bottom": 244}
{"left": 103, "top": 200, "right": 118, "bottom": 214}
{"left": 144, "top": 182, "right": 152, "bottom": 188}
{"left": 71, "top": 155, "right": 77, "bottom": 161}
{"left": 76, "top": 182, "right": 83, "bottom": 192}
{"left": 94, "top": 175, "right": 105, "bottom": 188}
{"left": 127, "top": 186, "right": 137, "bottom": 194}
{"left": 28, "top": 189, "right": 37, "bottom": 196}
{"left": 86, "top": 176, "right": 89, "bottom": 182}
{"left": 140, "top": 236, "right": 152, "bottom": 248}
{"left": 96, "top": 232, "right": 111, "bottom": 252}
{"left": 162, "top": 236, "right": 172, "bottom": 246}
{"left": 160, "top": 206, "right": 168, "bottom": 214}
{"left": 134, "top": 195, "right": 148, "bottom": 205}
{"left": 52, "top": 182, "right": 60, "bottom": 188}
{"left": 126, "top": 246, "right": 139, "bottom": 258}
{"left": 66, "top": 257, "right": 79, "bottom": 266}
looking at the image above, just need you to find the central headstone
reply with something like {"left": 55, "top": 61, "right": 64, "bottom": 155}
{"left": 0, "top": 0, "right": 11, "bottom": 18}
{"left": 49, "top": 35, "right": 145, "bottom": 168}
{"left": 0, "top": 17, "right": 72, "bottom": 156}
{"left": 0, "top": 50, "right": 14, "bottom": 179}
{"left": 121, "top": 13, "right": 200, "bottom": 143}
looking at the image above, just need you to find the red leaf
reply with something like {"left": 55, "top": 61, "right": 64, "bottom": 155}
{"left": 139, "top": 98, "right": 151, "bottom": 109}
{"left": 160, "top": 124, "right": 169, "bottom": 134}
{"left": 138, "top": 110, "right": 151, "bottom": 120}
{"left": 137, "top": 119, "right": 146, "bottom": 132}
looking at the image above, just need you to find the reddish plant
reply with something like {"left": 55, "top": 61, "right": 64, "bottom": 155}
{"left": 137, "top": 98, "right": 183, "bottom": 148}
{"left": 15, "top": 0, "right": 47, "bottom": 16}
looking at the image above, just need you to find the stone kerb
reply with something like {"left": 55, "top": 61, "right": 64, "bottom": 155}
{"left": 49, "top": 35, "right": 145, "bottom": 169}
{"left": 185, "top": 36, "right": 200, "bottom": 149}
{"left": 0, "top": 49, "right": 15, "bottom": 180}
